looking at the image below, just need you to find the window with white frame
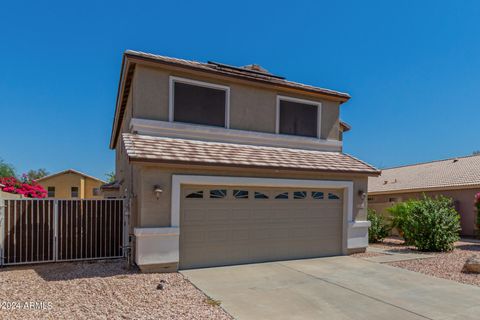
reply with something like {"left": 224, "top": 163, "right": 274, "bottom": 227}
{"left": 169, "top": 77, "right": 230, "bottom": 128}
{"left": 276, "top": 96, "right": 321, "bottom": 138}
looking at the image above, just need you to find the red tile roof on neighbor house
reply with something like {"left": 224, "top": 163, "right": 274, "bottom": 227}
{"left": 122, "top": 133, "right": 379, "bottom": 175}
{"left": 368, "top": 154, "right": 480, "bottom": 194}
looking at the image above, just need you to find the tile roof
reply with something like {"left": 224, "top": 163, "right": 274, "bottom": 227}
{"left": 100, "top": 181, "right": 121, "bottom": 190}
{"left": 122, "top": 133, "right": 379, "bottom": 175}
{"left": 36, "top": 169, "right": 106, "bottom": 183}
{"left": 124, "top": 50, "right": 351, "bottom": 100}
{"left": 368, "top": 155, "right": 480, "bottom": 193}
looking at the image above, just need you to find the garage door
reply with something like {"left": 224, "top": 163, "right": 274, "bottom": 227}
{"left": 179, "top": 186, "right": 344, "bottom": 269}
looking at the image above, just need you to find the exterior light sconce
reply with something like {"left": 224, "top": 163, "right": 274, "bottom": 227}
{"left": 358, "top": 190, "right": 367, "bottom": 201}
{"left": 154, "top": 185, "right": 163, "bottom": 199}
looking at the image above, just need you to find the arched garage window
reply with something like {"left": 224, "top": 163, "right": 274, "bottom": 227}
{"left": 233, "top": 190, "right": 249, "bottom": 199}
{"left": 254, "top": 192, "right": 269, "bottom": 199}
{"left": 210, "top": 189, "right": 227, "bottom": 199}
{"left": 186, "top": 191, "right": 203, "bottom": 199}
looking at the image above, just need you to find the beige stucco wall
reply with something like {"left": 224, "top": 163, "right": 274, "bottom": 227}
{"left": 131, "top": 65, "right": 341, "bottom": 140}
{"left": 129, "top": 163, "right": 368, "bottom": 230}
{"left": 115, "top": 84, "right": 135, "bottom": 198}
{"left": 38, "top": 173, "right": 104, "bottom": 199}
{"left": 369, "top": 188, "right": 480, "bottom": 236}
{"left": 113, "top": 61, "right": 360, "bottom": 239}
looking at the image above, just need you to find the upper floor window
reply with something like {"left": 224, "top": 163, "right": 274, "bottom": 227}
{"left": 169, "top": 76, "right": 230, "bottom": 128}
{"left": 71, "top": 187, "right": 79, "bottom": 198}
{"left": 47, "top": 187, "right": 55, "bottom": 198}
{"left": 92, "top": 188, "right": 100, "bottom": 196}
{"left": 276, "top": 96, "right": 321, "bottom": 138}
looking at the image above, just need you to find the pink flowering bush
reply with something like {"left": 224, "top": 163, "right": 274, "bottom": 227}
{"left": 0, "top": 174, "right": 47, "bottom": 198}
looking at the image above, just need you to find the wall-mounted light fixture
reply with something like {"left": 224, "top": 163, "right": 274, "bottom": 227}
{"left": 153, "top": 185, "right": 163, "bottom": 200}
{"left": 358, "top": 190, "right": 367, "bottom": 201}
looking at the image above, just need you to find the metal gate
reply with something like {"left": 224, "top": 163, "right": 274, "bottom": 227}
{"left": 0, "top": 199, "right": 126, "bottom": 266}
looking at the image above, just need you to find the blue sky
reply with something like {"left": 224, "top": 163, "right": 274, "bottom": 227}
{"left": 1, "top": 1, "right": 479, "bottom": 179}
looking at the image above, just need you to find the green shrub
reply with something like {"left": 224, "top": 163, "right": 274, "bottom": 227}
{"left": 402, "top": 196, "right": 460, "bottom": 252}
{"left": 387, "top": 201, "right": 415, "bottom": 243}
{"left": 367, "top": 208, "right": 390, "bottom": 243}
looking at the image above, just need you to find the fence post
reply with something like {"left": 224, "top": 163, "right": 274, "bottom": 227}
{"left": 0, "top": 198, "right": 5, "bottom": 266}
{"left": 53, "top": 200, "right": 58, "bottom": 262}
{"left": 123, "top": 198, "right": 128, "bottom": 258}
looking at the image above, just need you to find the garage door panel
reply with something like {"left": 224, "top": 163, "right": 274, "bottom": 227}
{"left": 230, "top": 229, "right": 250, "bottom": 241}
{"left": 229, "top": 209, "right": 253, "bottom": 220}
{"left": 206, "top": 209, "right": 236, "bottom": 222}
{"left": 206, "top": 230, "right": 230, "bottom": 242}
{"left": 183, "top": 209, "right": 206, "bottom": 223}
{"left": 264, "top": 228, "right": 291, "bottom": 241}
{"left": 180, "top": 186, "right": 344, "bottom": 269}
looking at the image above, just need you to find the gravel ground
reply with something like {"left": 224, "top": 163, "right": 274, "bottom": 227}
{"left": 370, "top": 237, "right": 480, "bottom": 286}
{"left": 0, "top": 260, "right": 232, "bottom": 320}
{"left": 370, "top": 237, "right": 414, "bottom": 252}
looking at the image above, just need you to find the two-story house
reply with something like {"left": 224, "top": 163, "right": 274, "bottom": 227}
{"left": 110, "top": 50, "right": 380, "bottom": 272}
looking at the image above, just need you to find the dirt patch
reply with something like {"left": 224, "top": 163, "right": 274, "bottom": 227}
{"left": 370, "top": 237, "right": 415, "bottom": 253}
{"left": 0, "top": 260, "right": 232, "bottom": 320}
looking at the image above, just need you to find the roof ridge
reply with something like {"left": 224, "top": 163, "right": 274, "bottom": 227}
{"left": 123, "top": 50, "right": 351, "bottom": 98}
{"left": 125, "top": 50, "right": 206, "bottom": 66}
{"left": 380, "top": 153, "right": 480, "bottom": 170}
{"left": 37, "top": 169, "right": 106, "bottom": 183}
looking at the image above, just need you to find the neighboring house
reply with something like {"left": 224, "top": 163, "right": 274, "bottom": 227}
{"left": 110, "top": 50, "right": 379, "bottom": 272}
{"left": 37, "top": 169, "right": 105, "bottom": 199}
{"left": 368, "top": 154, "right": 480, "bottom": 237}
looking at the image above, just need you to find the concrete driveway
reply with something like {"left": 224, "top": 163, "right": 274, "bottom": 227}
{"left": 181, "top": 256, "right": 480, "bottom": 320}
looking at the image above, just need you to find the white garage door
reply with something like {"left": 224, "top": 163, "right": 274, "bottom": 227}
{"left": 179, "top": 186, "right": 344, "bottom": 269}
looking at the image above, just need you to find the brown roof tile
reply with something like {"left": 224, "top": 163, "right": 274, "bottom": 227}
{"left": 122, "top": 133, "right": 379, "bottom": 174}
{"left": 368, "top": 154, "right": 480, "bottom": 193}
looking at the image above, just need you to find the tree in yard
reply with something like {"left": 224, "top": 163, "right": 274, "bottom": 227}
{"left": 26, "top": 168, "right": 49, "bottom": 181}
{"left": 0, "top": 158, "right": 16, "bottom": 178}
{"left": 105, "top": 171, "right": 116, "bottom": 183}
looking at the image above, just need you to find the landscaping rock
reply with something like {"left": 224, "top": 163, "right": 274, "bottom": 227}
{"left": 0, "top": 261, "right": 232, "bottom": 319}
{"left": 463, "top": 255, "right": 480, "bottom": 273}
